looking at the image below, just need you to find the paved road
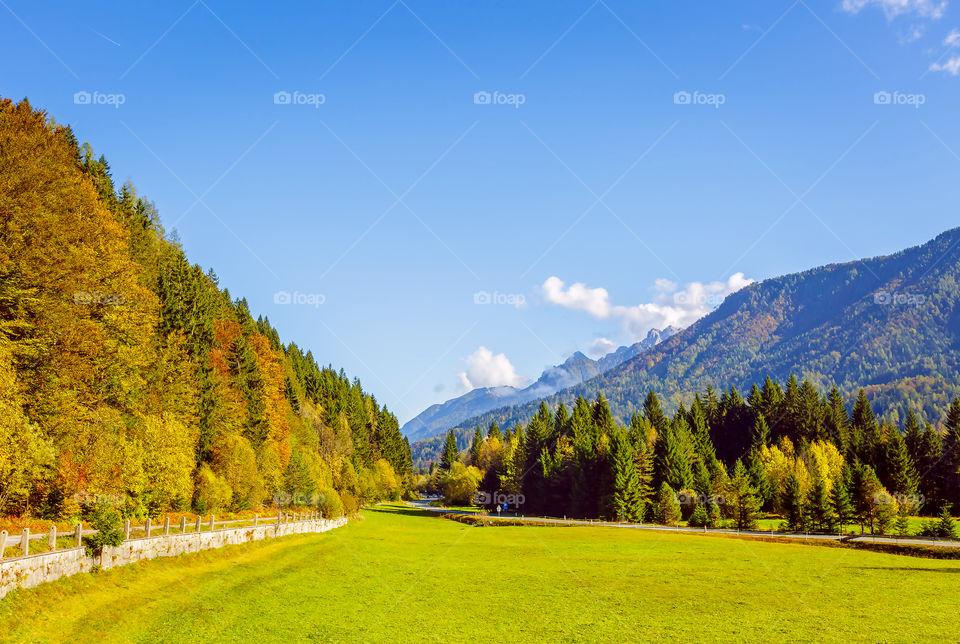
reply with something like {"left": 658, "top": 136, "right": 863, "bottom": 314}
{"left": 409, "top": 500, "right": 960, "bottom": 548}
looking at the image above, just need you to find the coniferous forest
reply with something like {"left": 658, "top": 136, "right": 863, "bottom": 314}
{"left": 0, "top": 98, "right": 412, "bottom": 520}
{"left": 429, "top": 377, "right": 960, "bottom": 534}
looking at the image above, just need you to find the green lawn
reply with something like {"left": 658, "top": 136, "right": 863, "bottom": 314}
{"left": 2, "top": 504, "right": 959, "bottom": 642}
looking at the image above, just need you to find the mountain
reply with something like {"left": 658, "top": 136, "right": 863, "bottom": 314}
{"left": 402, "top": 326, "right": 678, "bottom": 442}
{"left": 415, "top": 228, "right": 960, "bottom": 459}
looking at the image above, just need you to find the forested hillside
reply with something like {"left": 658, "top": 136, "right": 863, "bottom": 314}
{"left": 429, "top": 381, "right": 960, "bottom": 528}
{"left": 437, "top": 229, "right": 960, "bottom": 439}
{"left": 0, "top": 99, "right": 411, "bottom": 520}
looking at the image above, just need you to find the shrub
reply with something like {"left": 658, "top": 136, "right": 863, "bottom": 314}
{"left": 438, "top": 463, "right": 482, "bottom": 506}
{"left": 340, "top": 490, "right": 360, "bottom": 516}
{"left": 688, "top": 504, "right": 710, "bottom": 528}
{"left": 317, "top": 487, "right": 344, "bottom": 518}
{"left": 83, "top": 501, "right": 125, "bottom": 556}
{"left": 193, "top": 464, "right": 232, "bottom": 513}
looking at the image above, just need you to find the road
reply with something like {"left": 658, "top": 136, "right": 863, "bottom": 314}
{"left": 408, "top": 500, "right": 960, "bottom": 548}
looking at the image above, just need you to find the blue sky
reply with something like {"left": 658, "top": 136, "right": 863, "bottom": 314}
{"left": 3, "top": 0, "right": 959, "bottom": 423}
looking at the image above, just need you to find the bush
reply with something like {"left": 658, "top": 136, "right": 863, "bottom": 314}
{"left": 193, "top": 464, "right": 232, "bottom": 513}
{"left": 84, "top": 501, "right": 125, "bottom": 556}
{"left": 317, "top": 487, "right": 344, "bottom": 518}
{"left": 438, "top": 463, "right": 482, "bottom": 506}
{"left": 340, "top": 490, "right": 360, "bottom": 516}
{"left": 688, "top": 504, "right": 710, "bottom": 528}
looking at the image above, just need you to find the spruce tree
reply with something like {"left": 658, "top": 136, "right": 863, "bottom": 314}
{"left": 440, "top": 430, "right": 459, "bottom": 472}
{"left": 936, "top": 504, "right": 959, "bottom": 539}
{"left": 830, "top": 477, "right": 854, "bottom": 534}
{"left": 470, "top": 426, "right": 483, "bottom": 464}
{"left": 782, "top": 473, "right": 806, "bottom": 531}
{"left": 805, "top": 478, "right": 831, "bottom": 532}
{"left": 657, "top": 482, "right": 681, "bottom": 526}
{"left": 724, "top": 459, "right": 760, "bottom": 531}
{"left": 611, "top": 436, "right": 643, "bottom": 522}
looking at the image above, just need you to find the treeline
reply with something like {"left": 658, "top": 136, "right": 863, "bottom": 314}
{"left": 428, "top": 375, "right": 960, "bottom": 534}
{"left": 0, "top": 98, "right": 411, "bottom": 520}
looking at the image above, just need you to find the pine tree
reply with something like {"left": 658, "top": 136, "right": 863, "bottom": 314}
{"left": 470, "top": 426, "right": 483, "bottom": 464}
{"left": 895, "top": 506, "right": 911, "bottom": 537}
{"left": 643, "top": 390, "right": 669, "bottom": 435}
{"left": 724, "top": 459, "right": 760, "bottom": 531}
{"left": 440, "top": 430, "right": 459, "bottom": 472}
{"left": 752, "top": 413, "right": 770, "bottom": 450}
{"left": 782, "top": 473, "right": 805, "bottom": 531}
{"left": 935, "top": 504, "right": 959, "bottom": 538}
{"left": 885, "top": 427, "right": 920, "bottom": 511}
{"left": 830, "top": 477, "right": 854, "bottom": 534}
{"left": 611, "top": 435, "right": 643, "bottom": 522}
{"left": 656, "top": 482, "right": 681, "bottom": 526}
{"left": 805, "top": 478, "right": 831, "bottom": 532}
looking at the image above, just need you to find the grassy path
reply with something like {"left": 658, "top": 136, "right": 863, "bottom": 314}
{"left": 2, "top": 504, "right": 959, "bottom": 642}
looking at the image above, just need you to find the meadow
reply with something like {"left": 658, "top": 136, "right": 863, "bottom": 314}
{"left": 2, "top": 504, "right": 958, "bottom": 642}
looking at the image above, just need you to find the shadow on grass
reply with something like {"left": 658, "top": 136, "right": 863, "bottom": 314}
{"left": 852, "top": 566, "right": 960, "bottom": 573}
{"left": 365, "top": 504, "right": 438, "bottom": 520}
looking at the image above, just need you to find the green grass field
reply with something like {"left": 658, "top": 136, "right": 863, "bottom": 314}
{"left": 2, "top": 504, "right": 958, "bottom": 642}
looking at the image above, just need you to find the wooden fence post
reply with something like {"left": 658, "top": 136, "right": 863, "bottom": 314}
{"left": 195, "top": 515, "right": 201, "bottom": 534}
{"left": 180, "top": 517, "right": 186, "bottom": 533}
{"left": 21, "top": 528, "right": 29, "bottom": 556}
{"left": 163, "top": 517, "right": 170, "bottom": 535}
{"left": 253, "top": 514, "right": 258, "bottom": 526}
{"left": 123, "top": 519, "right": 131, "bottom": 540}
{"left": 75, "top": 523, "right": 82, "bottom": 548}
{"left": 144, "top": 517, "right": 151, "bottom": 538}
{"left": 0, "top": 530, "right": 7, "bottom": 558}
{"left": 209, "top": 515, "right": 215, "bottom": 532}
{"left": 49, "top": 525, "right": 57, "bottom": 551}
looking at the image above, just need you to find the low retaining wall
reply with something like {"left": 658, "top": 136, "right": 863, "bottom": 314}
{"left": 0, "top": 516, "right": 347, "bottom": 599}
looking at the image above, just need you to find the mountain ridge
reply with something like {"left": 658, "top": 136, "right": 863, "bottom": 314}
{"left": 411, "top": 227, "right": 960, "bottom": 464}
{"left": 401, "top": 326, "right": 678, "bottom": 441}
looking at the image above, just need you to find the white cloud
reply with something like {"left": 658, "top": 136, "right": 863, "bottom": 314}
{"left": 929, "top": 55, "right": 960, "bottom": 73}
{"left": 586, "top": 337, "right": 617, "bottom": 359}
{"left": 458, "top": 346, "right": 526, "bottom": 391}
{"left": 944, "top": 28, "right": 960, "bottom": 45}
{"left": 542, "top": 273, "right": 755, "bottom": 342}
{"left": 841, "top": 0, "right": 948, "bottom": 20}
{"left": 541, "top": 276, "right": 611, "bottom": 318}
{"left": 900, "top": 24, "right": 926, "bottom": 42}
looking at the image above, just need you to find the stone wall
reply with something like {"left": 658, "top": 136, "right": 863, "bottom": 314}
{"left": 0, "top": 516, "right": 347, "bottom": 600}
